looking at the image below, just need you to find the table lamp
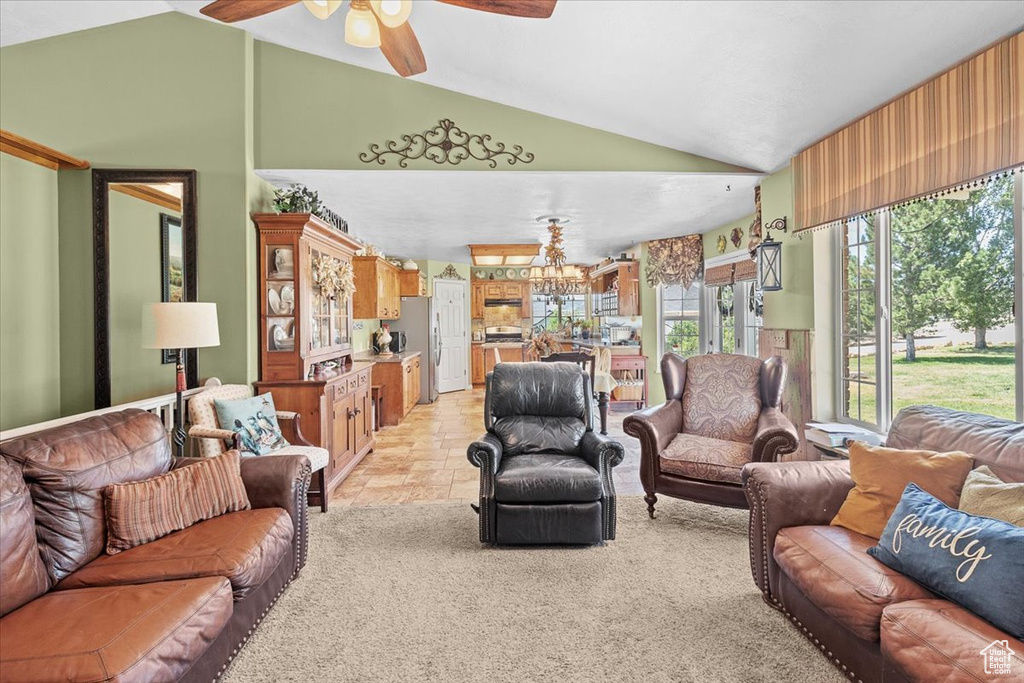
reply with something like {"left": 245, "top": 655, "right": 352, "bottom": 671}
{"left": 142, "top": 302, "right": 220, "bottom": 456}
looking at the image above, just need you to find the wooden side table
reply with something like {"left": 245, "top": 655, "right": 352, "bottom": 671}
{"left": 811, "top": 442, "right": 850, "bottom": 460}
{"left": 609, "top": 354, "right": 647, "bottom": 410}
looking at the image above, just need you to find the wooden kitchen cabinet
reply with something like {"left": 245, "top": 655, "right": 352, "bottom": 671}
{"left": 472, "top": 343, "right": 485, "bottom": 384}
{"left": 471, "top": 283, "right": 485, "bottom": 319}
{"left": 401, "top": 355, "right": 421, "bottom": 414}
{"left": 473, "top": 280, "right": 530, "bottom": 319}
{"left": 353, "top": 256, "right": 403, "bottom": 319}
{"left": 371, "top": 352, "right": 422, "bottom": 426}
{"left": 399, "top": 270, "right": 426, "bottom": 297}
{"left": 591, "top": 261, "right": 640, "bottom": 317}
{"left": 519, "top": 282, "right": 532, "bottom": 317}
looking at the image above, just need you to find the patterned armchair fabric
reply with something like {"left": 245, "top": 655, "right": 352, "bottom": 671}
{"left": 188, "top": 385, "right": 327, "bottom": 473}
{"left": 189, "top": 384, "right": 253, "bottom": 457}
{"left": 623, "top": 353, "right": 798, "bottom": 515}
{"left": 681, "top": 354, "right": 762, "bottom": 443}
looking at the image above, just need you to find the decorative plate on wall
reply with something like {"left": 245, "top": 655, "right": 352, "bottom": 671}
{"left": 519, "top": 268, "right": 530, "bottom": 278}
{"left": 730, "top": 227, "right": 744, "bottom": 247}
{"left": 506, "top": 268, "right": 518, "bottom": 279}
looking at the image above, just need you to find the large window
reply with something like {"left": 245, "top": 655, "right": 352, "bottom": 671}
{"left": 531, "top": 294, "right": 586, "bottom": 332}
{"left": 837, "top": 174, "right": 1022, "bottom": 428}
{"left": 708, "top": 280, "right": 763, "bottom": 356}
{"left": 660, "top": 282, "right": 702, "bottom": 358}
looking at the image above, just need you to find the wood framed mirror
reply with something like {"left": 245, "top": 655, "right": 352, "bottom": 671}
{"left": 93, "top": 169, "right": 197, "bottom": 409}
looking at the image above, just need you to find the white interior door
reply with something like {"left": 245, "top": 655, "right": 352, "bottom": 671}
{"left": 435, "top": 279, "right": 468, "bottom": 393}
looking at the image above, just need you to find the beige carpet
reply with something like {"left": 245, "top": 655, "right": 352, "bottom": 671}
{"left": 223, "top": 497, "right": 845, "bottom": 683}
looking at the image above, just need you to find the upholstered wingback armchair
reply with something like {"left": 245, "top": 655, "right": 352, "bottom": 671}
{"left": 467, "top": 363, "right": 625, "bottom": 545}
{"left": 188, "top": 383, "right": 331, "bottom": 512}
{"left": 623, "top": 353, "right": 798, "bottom": 517}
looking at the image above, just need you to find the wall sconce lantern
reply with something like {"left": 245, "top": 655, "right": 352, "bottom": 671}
{"left": 758, "top": 217, "right": 787, "bottom": 292}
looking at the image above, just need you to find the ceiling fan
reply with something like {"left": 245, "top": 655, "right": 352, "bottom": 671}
{"left": 199, "top": 0, "right": 557, "bottom": 78}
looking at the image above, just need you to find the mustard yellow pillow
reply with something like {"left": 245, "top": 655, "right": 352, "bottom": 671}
{"left": 830, "top": 442, "right": 973, "bottom": 539}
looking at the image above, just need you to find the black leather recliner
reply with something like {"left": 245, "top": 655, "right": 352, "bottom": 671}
{"left": 467, "top": 362, "right": 625, "bottom": 545}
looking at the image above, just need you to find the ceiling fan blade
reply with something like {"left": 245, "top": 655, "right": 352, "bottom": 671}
{"left": 437, "top": 0, "right": 556, "bottom": 19}
{"left": 378, "top": 18, "right": 427, "bottom": 77}
{"left": 200, "top": 0, "right": 299, "bottom": 23}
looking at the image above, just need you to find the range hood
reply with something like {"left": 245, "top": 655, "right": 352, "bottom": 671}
{"left": 484, "top": 298, "right": 522, "bottom": 307}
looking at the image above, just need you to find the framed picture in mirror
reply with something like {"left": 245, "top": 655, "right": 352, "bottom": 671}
{"left": 160, "top": 213, "right": 184, "bottom": 363}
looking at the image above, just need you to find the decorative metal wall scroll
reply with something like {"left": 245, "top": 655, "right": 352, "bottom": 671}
{"left": 360, "top": 119, "right": 535, "bottom": 168}
{"left": 436, "top": 264, "right": 465, "bottom": 280}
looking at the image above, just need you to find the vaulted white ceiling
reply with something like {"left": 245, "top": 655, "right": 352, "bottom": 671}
{"left": 3, "top": 1, "right": 1020, "bottom": 261}
{"left": 257, "top": 170, "right": 761, "bottom": 264}
{"left": 179, "top": 0, "right": 1023, "bottom": 172}
{"left": 2, "top": 2, "right": 1020, "bottom": 172}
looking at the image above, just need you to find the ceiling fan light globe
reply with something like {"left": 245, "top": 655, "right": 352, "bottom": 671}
{"left": 370, "top": 0, "right": 412, "bottom": 27}
{"left": 345, "top": 5, "right": 381, "bottom": 47}
{"left": 302, "top": 0, "right": 343, "bottom": 20}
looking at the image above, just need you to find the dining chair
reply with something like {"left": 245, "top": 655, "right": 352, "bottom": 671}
{"left": 541, "top": 351, "right": 609, "bottom": 435}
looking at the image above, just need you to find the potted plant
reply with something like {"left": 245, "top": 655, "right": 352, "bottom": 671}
{"left": 579, "top": 319, "right": 593, "bottom": 340}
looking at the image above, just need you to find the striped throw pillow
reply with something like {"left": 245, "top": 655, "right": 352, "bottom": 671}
{"left": 104, "top": 450, "right": 251, "bottom": 555}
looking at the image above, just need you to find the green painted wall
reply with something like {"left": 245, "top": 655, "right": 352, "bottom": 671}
{"left": 0, "top": 155, "right": 61, "bottom": 429}
{"left": 759, "top": 167, "right": 814, "bottom": 330}
{"left": 0, "top": 13, "right": 256, "bottom": 416}
{"left": 639, "top": 242, "right": 666, "bottom": 405}
{"left": 0, "top": 12, "right": 759, "bottom": 427}
{"left": 702, "top": 214, "right": 755, "bottom": 259}
{"left": 253, "top": 41, "right": 751, "bottom": 174}
{"left": 107, "top": 191, "right": 179, "bottom": 405}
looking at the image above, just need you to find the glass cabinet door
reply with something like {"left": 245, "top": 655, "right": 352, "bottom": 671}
{"left": 266, "top": 245, "right": 296, "bottom": 353}
{"left": 308, "top": 246, "right": 352, "bottom": 352}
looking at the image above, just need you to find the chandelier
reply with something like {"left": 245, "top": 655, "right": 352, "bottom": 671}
{"left": 529, "top": 218, "right": 587, "bottom": 299}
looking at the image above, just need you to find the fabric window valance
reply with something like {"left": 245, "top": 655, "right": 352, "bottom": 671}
{"left": 793, "top": 32, "right": 1023, "bottom": 233}
{"left": 645, "top": 235, "right": 703, "bottom": 289}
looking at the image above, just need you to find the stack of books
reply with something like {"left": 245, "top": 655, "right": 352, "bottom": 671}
{"left": 805, "top": 422, "right": 883, "bottom": 448}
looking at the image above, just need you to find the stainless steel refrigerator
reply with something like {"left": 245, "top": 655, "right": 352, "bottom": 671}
{"left": 386, "top": 296, "right": 439, "bottom": 404}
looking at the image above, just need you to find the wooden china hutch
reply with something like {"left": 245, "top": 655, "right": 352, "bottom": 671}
{"left": 252, "top": 213, "right": 375, "bottom": 503}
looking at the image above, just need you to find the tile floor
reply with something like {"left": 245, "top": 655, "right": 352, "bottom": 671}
{"left": 329, "top": 388, "right": 643, "bottom": 507}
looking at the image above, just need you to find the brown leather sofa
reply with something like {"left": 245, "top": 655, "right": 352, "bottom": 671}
{"left": 0, "top": 409, "right": 311, "bottom": 683}
{"left": 624, "top": 352, "right": 798, "bottom": 515}
{"left": 743, "top": 405, "right": 1024, "bottom": 683}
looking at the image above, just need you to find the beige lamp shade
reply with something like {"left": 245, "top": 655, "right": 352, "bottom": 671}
{"left": 141, "top": 302, "right": 220, "bottom": 350}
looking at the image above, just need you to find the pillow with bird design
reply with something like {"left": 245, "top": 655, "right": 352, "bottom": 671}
{"left": 213, "top": 393, "right": 289, "bottom": 456}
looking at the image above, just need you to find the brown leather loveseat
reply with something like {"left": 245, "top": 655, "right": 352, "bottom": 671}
{"left": 743, "top": 406, "right": 1024, "bottom": 683}
{"left": 0, "top": 409, "right": 311, "bottom": 683}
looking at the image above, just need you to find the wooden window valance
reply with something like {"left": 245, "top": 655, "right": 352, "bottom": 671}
{"left": 703, "top": 259, "right": 757, "bottom": 287}
{"left": 645, "top": 235, "right": 703, "bottom": 289}
{"left": 733, "top": 259, "right": 757, "bottom": 282}
{"left": 704, "top": 263, "right": 735, "bottom": 287}
{"left": 793, "top": 31, "right": 1023, "bottom": 233}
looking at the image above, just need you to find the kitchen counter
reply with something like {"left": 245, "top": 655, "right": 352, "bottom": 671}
{"left": 353, "top": 350, "right": 422, "bottom": 364}
{"left": 554, "top": 338, "right": 643, "bottom": 355}
{"left": 473, "top": 341, "right": 529, "bottom": 349}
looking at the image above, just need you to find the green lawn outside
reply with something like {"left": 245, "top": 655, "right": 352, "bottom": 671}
{"left": 856, "top": 344, "right": 1016, "bottom": 422}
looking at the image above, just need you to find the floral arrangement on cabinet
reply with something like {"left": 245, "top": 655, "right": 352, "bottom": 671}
{"left": 312, "top": 254, "right": 356, "bottom": 302}
{"left": 272, "top": 183, "right": 349, "bottom": 233}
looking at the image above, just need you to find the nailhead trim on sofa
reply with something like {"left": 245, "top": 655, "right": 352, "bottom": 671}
{"left": 745, "top": 477, "right": 864, "bottom": 683}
